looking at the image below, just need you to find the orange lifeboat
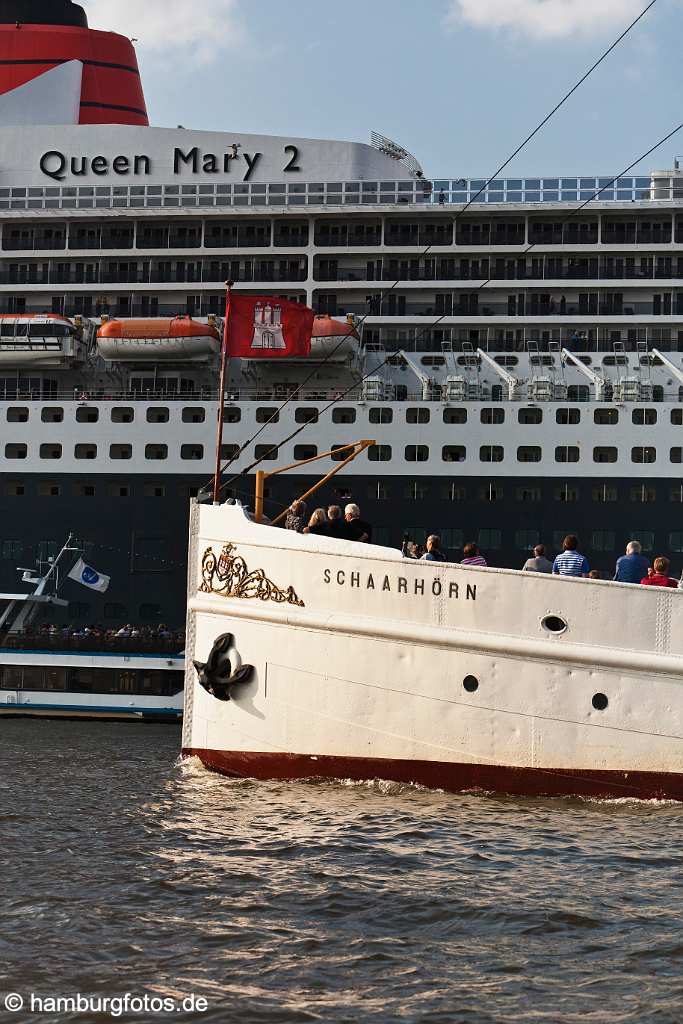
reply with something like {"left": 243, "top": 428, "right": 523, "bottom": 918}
{"left": 97, "top": 316, "right": 221, "bottom": 363}
{"left": 309, "top": 315, "right": 359, "bottom": 361}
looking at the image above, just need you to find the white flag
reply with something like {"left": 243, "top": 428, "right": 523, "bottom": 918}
{"left": 67, "top": 558, "right": 111, "bottom": 594}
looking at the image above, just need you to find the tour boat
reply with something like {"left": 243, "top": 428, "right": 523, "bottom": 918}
{"left": 183, "top": 498, "right": 683, "bottom": 801}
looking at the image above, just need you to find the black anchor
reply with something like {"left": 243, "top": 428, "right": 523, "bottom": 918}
{"left": 193, "top": 633, "right": 255, "bottom": 702}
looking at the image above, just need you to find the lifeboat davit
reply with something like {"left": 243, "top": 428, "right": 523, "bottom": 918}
{"left": 309, "top": 315, "right": 359, "bottom": 361}
{"left": 97, "top": 316, "right": 221, "bottom": 363}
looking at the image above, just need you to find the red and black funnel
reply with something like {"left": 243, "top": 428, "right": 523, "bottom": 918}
{"left": 0, "top": 0, "right": 148, "bottom": 125}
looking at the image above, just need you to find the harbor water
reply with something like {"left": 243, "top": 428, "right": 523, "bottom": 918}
{"left": 1, "top": 720, "right": 682, "bottom": 1023}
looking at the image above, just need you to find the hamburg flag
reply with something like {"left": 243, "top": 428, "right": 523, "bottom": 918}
{"left": 225, "top": 293, "right": 314, "bottom": 359}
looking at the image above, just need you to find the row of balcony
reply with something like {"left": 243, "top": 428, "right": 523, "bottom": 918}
{"left": 4, "top": 255, "right": 683, "bottom": 287}
{"left": 2, "top": 216, "right": 683, "bottom": 252}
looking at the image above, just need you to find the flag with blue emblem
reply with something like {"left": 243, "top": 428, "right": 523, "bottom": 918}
{"left": 67, "top": 558, "right": 111, "bottom": 594}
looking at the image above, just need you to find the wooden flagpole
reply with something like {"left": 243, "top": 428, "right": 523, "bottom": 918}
{"left": 212, "top": 280, "right": 233, "bottom": 505}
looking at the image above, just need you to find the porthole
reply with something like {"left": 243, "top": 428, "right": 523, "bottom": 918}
{"left": 592, "top": 693, "right": 608, "bottom": 711}
{"left": 463, "top": 675, "right": 479, "bottom": 693}
{"left": 542, "top": 615, "right": 568, "bottom": 635}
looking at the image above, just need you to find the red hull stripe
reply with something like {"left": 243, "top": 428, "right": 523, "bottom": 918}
{"left": 182, "top": 748, "right": 683, "bottom": 802}
{"left": 0, "top": 58, "right": 139, "bottom": 73}
{"left": 80, "top": 101, "right": 147, "bottom": 116}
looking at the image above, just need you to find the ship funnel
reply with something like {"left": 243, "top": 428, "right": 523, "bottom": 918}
{"left": 0, "top": 1, "right": 87, "bottom": 26}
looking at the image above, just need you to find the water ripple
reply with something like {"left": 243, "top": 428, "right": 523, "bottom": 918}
{"left": 1, "top": 720, "right": 683, "bottom": 1023}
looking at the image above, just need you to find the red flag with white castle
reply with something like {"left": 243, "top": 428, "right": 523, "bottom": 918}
{"left": 225, "top": 292, "right": 314, "bottom": 359}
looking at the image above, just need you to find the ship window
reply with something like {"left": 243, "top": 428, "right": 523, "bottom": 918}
{"left": 405, "top": 481, "right": 429, "bottom": 500}
{"left": 7, "top": 407, "right": 28, "bottom": 423}
{"left": 592, "top": 485, "right": 618, "bottom": 503}
{"left": 368, "top": 445, "right": 392, "bottom": 462}
{"left": 519, "top": 408, "right": 542, "bottom": 424}
{"left": 75, "top": 444, "right": 97, "bottom": 459}
{"left": 632, "top": 446, "right": 656, "bottom": 464}
{"left": 480, "top": 445, "right": 504, "bottom": 463}
{"left": 146, "top": 407, "right": 169, "bottom": 423}
{"left": 554, "top": 485, "right": 579, "bottom": 503}
{"left": 110, "top": 444, "right": 132, "bottom": 460}
{"left": 105, "top": 603, "right": 127, "bottom": 620}
{"left": 557, "top": 408, "right": 581, "bottom": 425}
{"left": 38, "top": 483, "right": 60, "bottom": 497}
{"left": 145, "top": 444, "right": 168, "bottom": 460}
{"left": 516, "top": 487, "right": 542, "bottom": 502}
{"left": 294, "top": 445, "right": 318, "bottom": 461}
{"left": 517, "top": 446, "right": 542, "bottom": 463}
{"left": 4, "top": 481, "right": 25, "bottom": 495}
{"left": 369, "top": 408, "right": 393, "bottom": 424}
{"left": 254, "top": 445, "right": 278, "bottom": 461}
{"left": 77, "top": 485, "right": 96, "bottom": 497}
{"left": 5, "top": 443, "right": 27, "bottom": 459}
{"left": 442, "top": 484, "right": 467, "bottom": 501}
{"left": 516, "top": 530, "right": 540, "bottom": 550}
{"left": 144, "top": 484, "right": 166, "bottom": 498}
{"left": 112, "top": 407, "right": 134, "bottom": 424}
{"left": 478, "top": 529, "right": 502, "bottom": 550}
{"left": 407, "top": 408, "right": 430, "bottom": 424}
{"left": 107, "top": 485, "right": 130, "bottom": 497}
{"left": 671, "top": 448, "right": 683, "bottom": 464}
{"left": 555, "top": 446, "right": 580, "bottom": 463}
{"left": 631, "top": 531, "right": 654, "bottom": 553}
{"left": 591, "top": 531, "right": 616, "bottom": 552}
{"left": 181, "top": 444, "right": 204, "bottom": 461}
{"left": 139, "top": 604, "right": 163, "bottom": 621}
{"left": 182, "top": 407, "right": 205, "bottom": 424}
{"left": 221, "top": 444, "right": 240, "bottom": 461}
{"left": 630, "top": 486, "right": 656, "bottom": 503}
{"left": 1, "top": 540, "right": 21, "bottom": 560}
{"left": 295, "top": 408, "right": 319, "bottom": 424}
{"left": 332, "top": 407, "right": 356, "bottom": 424}
{"left": 478, "top": 484, "right": 504, "bottom": 503}
{"left": 444, "top": 408, "right": 467, "bottom": 424}
{"left": 669, "top": 532, "right": 683, "bottom": 553}
{"left": 632, "top": 408, "right": 657, "bottom": 426}
{"left": 670, "top": 486, "right": 683, "bottom": 503}
{"left": 671, "top": 409, "right": 683, "bottom": 426}
{"left": 405, "top": 445, "right": 429, "bottom": 462}
{"left": 594, "top": 408, "right": 618, "bottom": 425}
{"left": 76, "top": 407, "right": 99, "bottom": 423}
{"left": 41, "top": 407, "right": 63, "bottom": 423}
{"left": 443, "top": 446, "right": 466, "bottom": 462}
{"left": 40, "top": 444, "right": 62, "bottom": 460}
{"left": 481, "top": 408, "right": 505, "bottom": 425}
{"left": 330, "top": 445, "right": 350, "bottom": 462}
{"left": 593, "top": 446, "right": 618, "bottom": 463}
{"left": 256, "top": 407, "right": 279, "bottom": 424}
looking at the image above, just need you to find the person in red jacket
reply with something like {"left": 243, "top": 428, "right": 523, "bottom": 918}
{"left": 640, "top": 557, "right": 679, "bottom": 588}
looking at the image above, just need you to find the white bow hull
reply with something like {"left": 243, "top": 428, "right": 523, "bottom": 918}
{"left": 183, "top": 503, "right": 683, "bottom": 800}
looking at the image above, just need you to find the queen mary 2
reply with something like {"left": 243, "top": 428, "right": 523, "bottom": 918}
{"left": 0, "top": 0, "right": 683, "bottom": 657}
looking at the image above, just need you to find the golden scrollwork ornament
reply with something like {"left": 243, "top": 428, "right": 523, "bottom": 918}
{"left": 200, "top": 544, "right": 305, "bottom": 607}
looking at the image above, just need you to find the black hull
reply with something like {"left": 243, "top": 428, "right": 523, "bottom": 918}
{"left": 0, "top": 470, "right": 679, "bottom": 628}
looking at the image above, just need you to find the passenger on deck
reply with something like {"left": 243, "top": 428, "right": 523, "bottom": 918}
{"left": 462, "top": 543, "right": 487, "bottom": 567}
{"left": 588, "top": 570, "right": 602, "bottom": 580}
{"left": 614, "top": 541, "right": 650, "bottom": 585}
{"left": 552, "top": 535, "right": 589, "bottom": 578}
{"left": 522, "top": 544, "right": 553, "bottom": 574}
{"left": 304, "top": 509, "right": 329, "bottom": 536}
{"left": 421, "top": 535, "right": 447, "bottom": 562}
{"left": 285, "top": 500, "right": 307, "bottom": 533}
{"left": 640, "top": 557, "right": 678, "bottom": 589}
{"left": 326, "top": 505, "right": 346, "bottom": 538}
{"left": 344, "top": 504, "right": 373, "bottom": 543}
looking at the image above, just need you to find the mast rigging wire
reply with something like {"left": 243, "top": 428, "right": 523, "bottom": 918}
{"left": 203, "top": 0, "right": 660, "bottom": 498}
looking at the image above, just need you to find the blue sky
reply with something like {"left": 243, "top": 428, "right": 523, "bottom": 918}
{"left": 84, "top": 0, "right": 683, "bottom": 178}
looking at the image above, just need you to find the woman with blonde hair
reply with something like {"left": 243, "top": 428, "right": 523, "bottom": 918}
{"left": 304, "top": 508, "right": 329, "bottom": 536}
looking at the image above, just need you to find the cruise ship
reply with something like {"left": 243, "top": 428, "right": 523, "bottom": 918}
{"left": 1, "top": 0, "right": 683, "bottom": 633}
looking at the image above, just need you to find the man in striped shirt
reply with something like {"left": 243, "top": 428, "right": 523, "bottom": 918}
{"left": 552, "top": 535, "right": 590, "bottom": 578}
